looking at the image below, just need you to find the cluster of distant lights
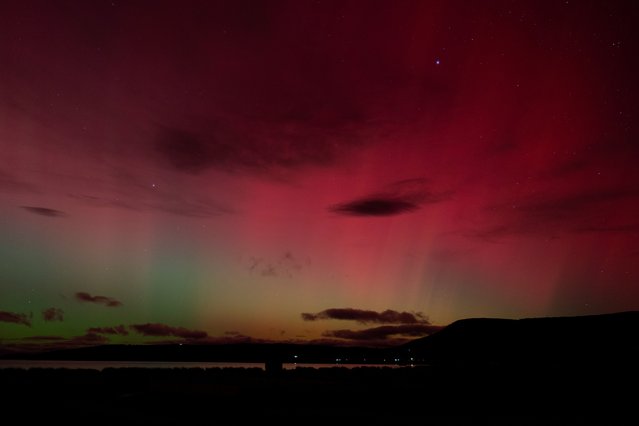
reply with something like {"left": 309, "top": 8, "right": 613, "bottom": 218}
{"left": 291, "top": 355, "right": 418, "bottom": 364}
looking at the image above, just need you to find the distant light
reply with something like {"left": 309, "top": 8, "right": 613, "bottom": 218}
{"left": 435, "top": 58, "right": 441, "bottom": 65}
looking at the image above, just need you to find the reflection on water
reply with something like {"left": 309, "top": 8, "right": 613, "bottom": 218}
{"left": 0, "top": 360, "right": 401, "bottom": 370}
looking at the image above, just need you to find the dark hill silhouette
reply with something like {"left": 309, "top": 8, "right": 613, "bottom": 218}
{"left": 404, "top": 311, "right": 639, "bottom": 366}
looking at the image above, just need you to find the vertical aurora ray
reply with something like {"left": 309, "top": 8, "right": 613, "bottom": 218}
{"left": 1, "top": 1, "right": 638, "bottom": 349}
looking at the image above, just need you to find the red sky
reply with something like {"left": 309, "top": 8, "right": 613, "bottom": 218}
{"left": 1, "top": 0, "right": 638, "bottom": 349}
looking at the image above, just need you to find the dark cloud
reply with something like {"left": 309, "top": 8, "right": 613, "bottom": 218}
{"left": 75, "top": 292, "right": 122, "bottom": 307}
{"left": 4, "top": 333, "right": 109, "bottom": 354}
{"left": 20, "top": 206, "right": 65, "bottom": 217}
{"left": 87, "top": 325, "right": 129, "bottom": 336}
{"left": 156, "top": 128, "right": 215, "bottom": 174}
{"left": 0, "top": 310, "right": 31, "bottom": 326}
{"left": 323, "top": 324, "right": 443, "bottom": 341}
{"left": 130, "top": 323, "right": 208, "bottom": 339}
{"left": 330, "top": 178, "right": 450, "bottom": 217}
{"left": 42, "top": 308, "right": 64, "bottom": 322}
{"left": 22, "top": 336, "right": 66, "bottom": 341}
{"left": 153, "top": 334, "right": 274, "bottom": 345}
{"left": 301, "top": 308, "right": 429, "bottom": 324}
{"left": 154, "top": 118, "right": 368, "bottom": 177}
{"left": 575, "top": 224, "right": 639, "bottom": 233}
{"left": 185, "top": 333, "right": 364, "bottom": 346}
{"left": 544, "top": 159, "right": 591, "bottom": 179}
{"left": 199, "top": 334, "right": 265, "bottom": 344}
{"left": 331, "top": 197, "right": 419, "bottom": 216}
{"left": 68, "top": 332, "right": 109, "bottom": 345}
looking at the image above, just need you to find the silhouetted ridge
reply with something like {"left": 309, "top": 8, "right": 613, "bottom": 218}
{"left": 405, "top": 311, "right": 639, "bottom": 366}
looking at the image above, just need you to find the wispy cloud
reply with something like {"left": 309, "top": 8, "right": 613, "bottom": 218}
{"left": 22, "top": 336, "right": 66, "bottom": 341}
{"left": 21, "top": 206, "right": 65, "bottom": 217}
{"left": 68, "top": 190, "right": 233, "bottom": 218}
{"left": 0, "top": 310, "right": 31, "bottom": 327}
{"left": 42, "top": 308, "right": 64, "bottom": 322}
{"left": 87, "top": 325, "right": 129, "bottom": 336}
{"left": 0, "top": 170, "right": 37, "bottom": 193}
{"left": 323, "top": 324, "right": 442, "bottom": 341}
{"left": 246, "top": 252, "right": 308, "bottom": 278}
{"left": 515, "top": 188, "right": 639, "bottom": 220}
{"left": 466, "top": 187, "right": 639, "bottom": 241}
{"left": 2, "top": 333, "right": 109, "bottom": 354}
{"left": 66, "top": 333, "right": 109, "bottom": 345}
{"left": 75, "top": 292, "right": 122, "bottom": 307}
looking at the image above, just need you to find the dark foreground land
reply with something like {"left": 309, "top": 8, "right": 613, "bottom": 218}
{"left": 4, "top": 312, "right": 638, "bottom": 424}
{"left": 2, "top": 364, "right": 637, "bottom": 425}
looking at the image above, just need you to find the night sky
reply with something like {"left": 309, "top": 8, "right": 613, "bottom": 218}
{"left": 1, "top": 0, "right": 638, "bottom": 350}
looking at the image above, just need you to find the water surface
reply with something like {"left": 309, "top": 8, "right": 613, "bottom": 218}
{"left": 0, "top": 360, "right": 400, "bottom": 370}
